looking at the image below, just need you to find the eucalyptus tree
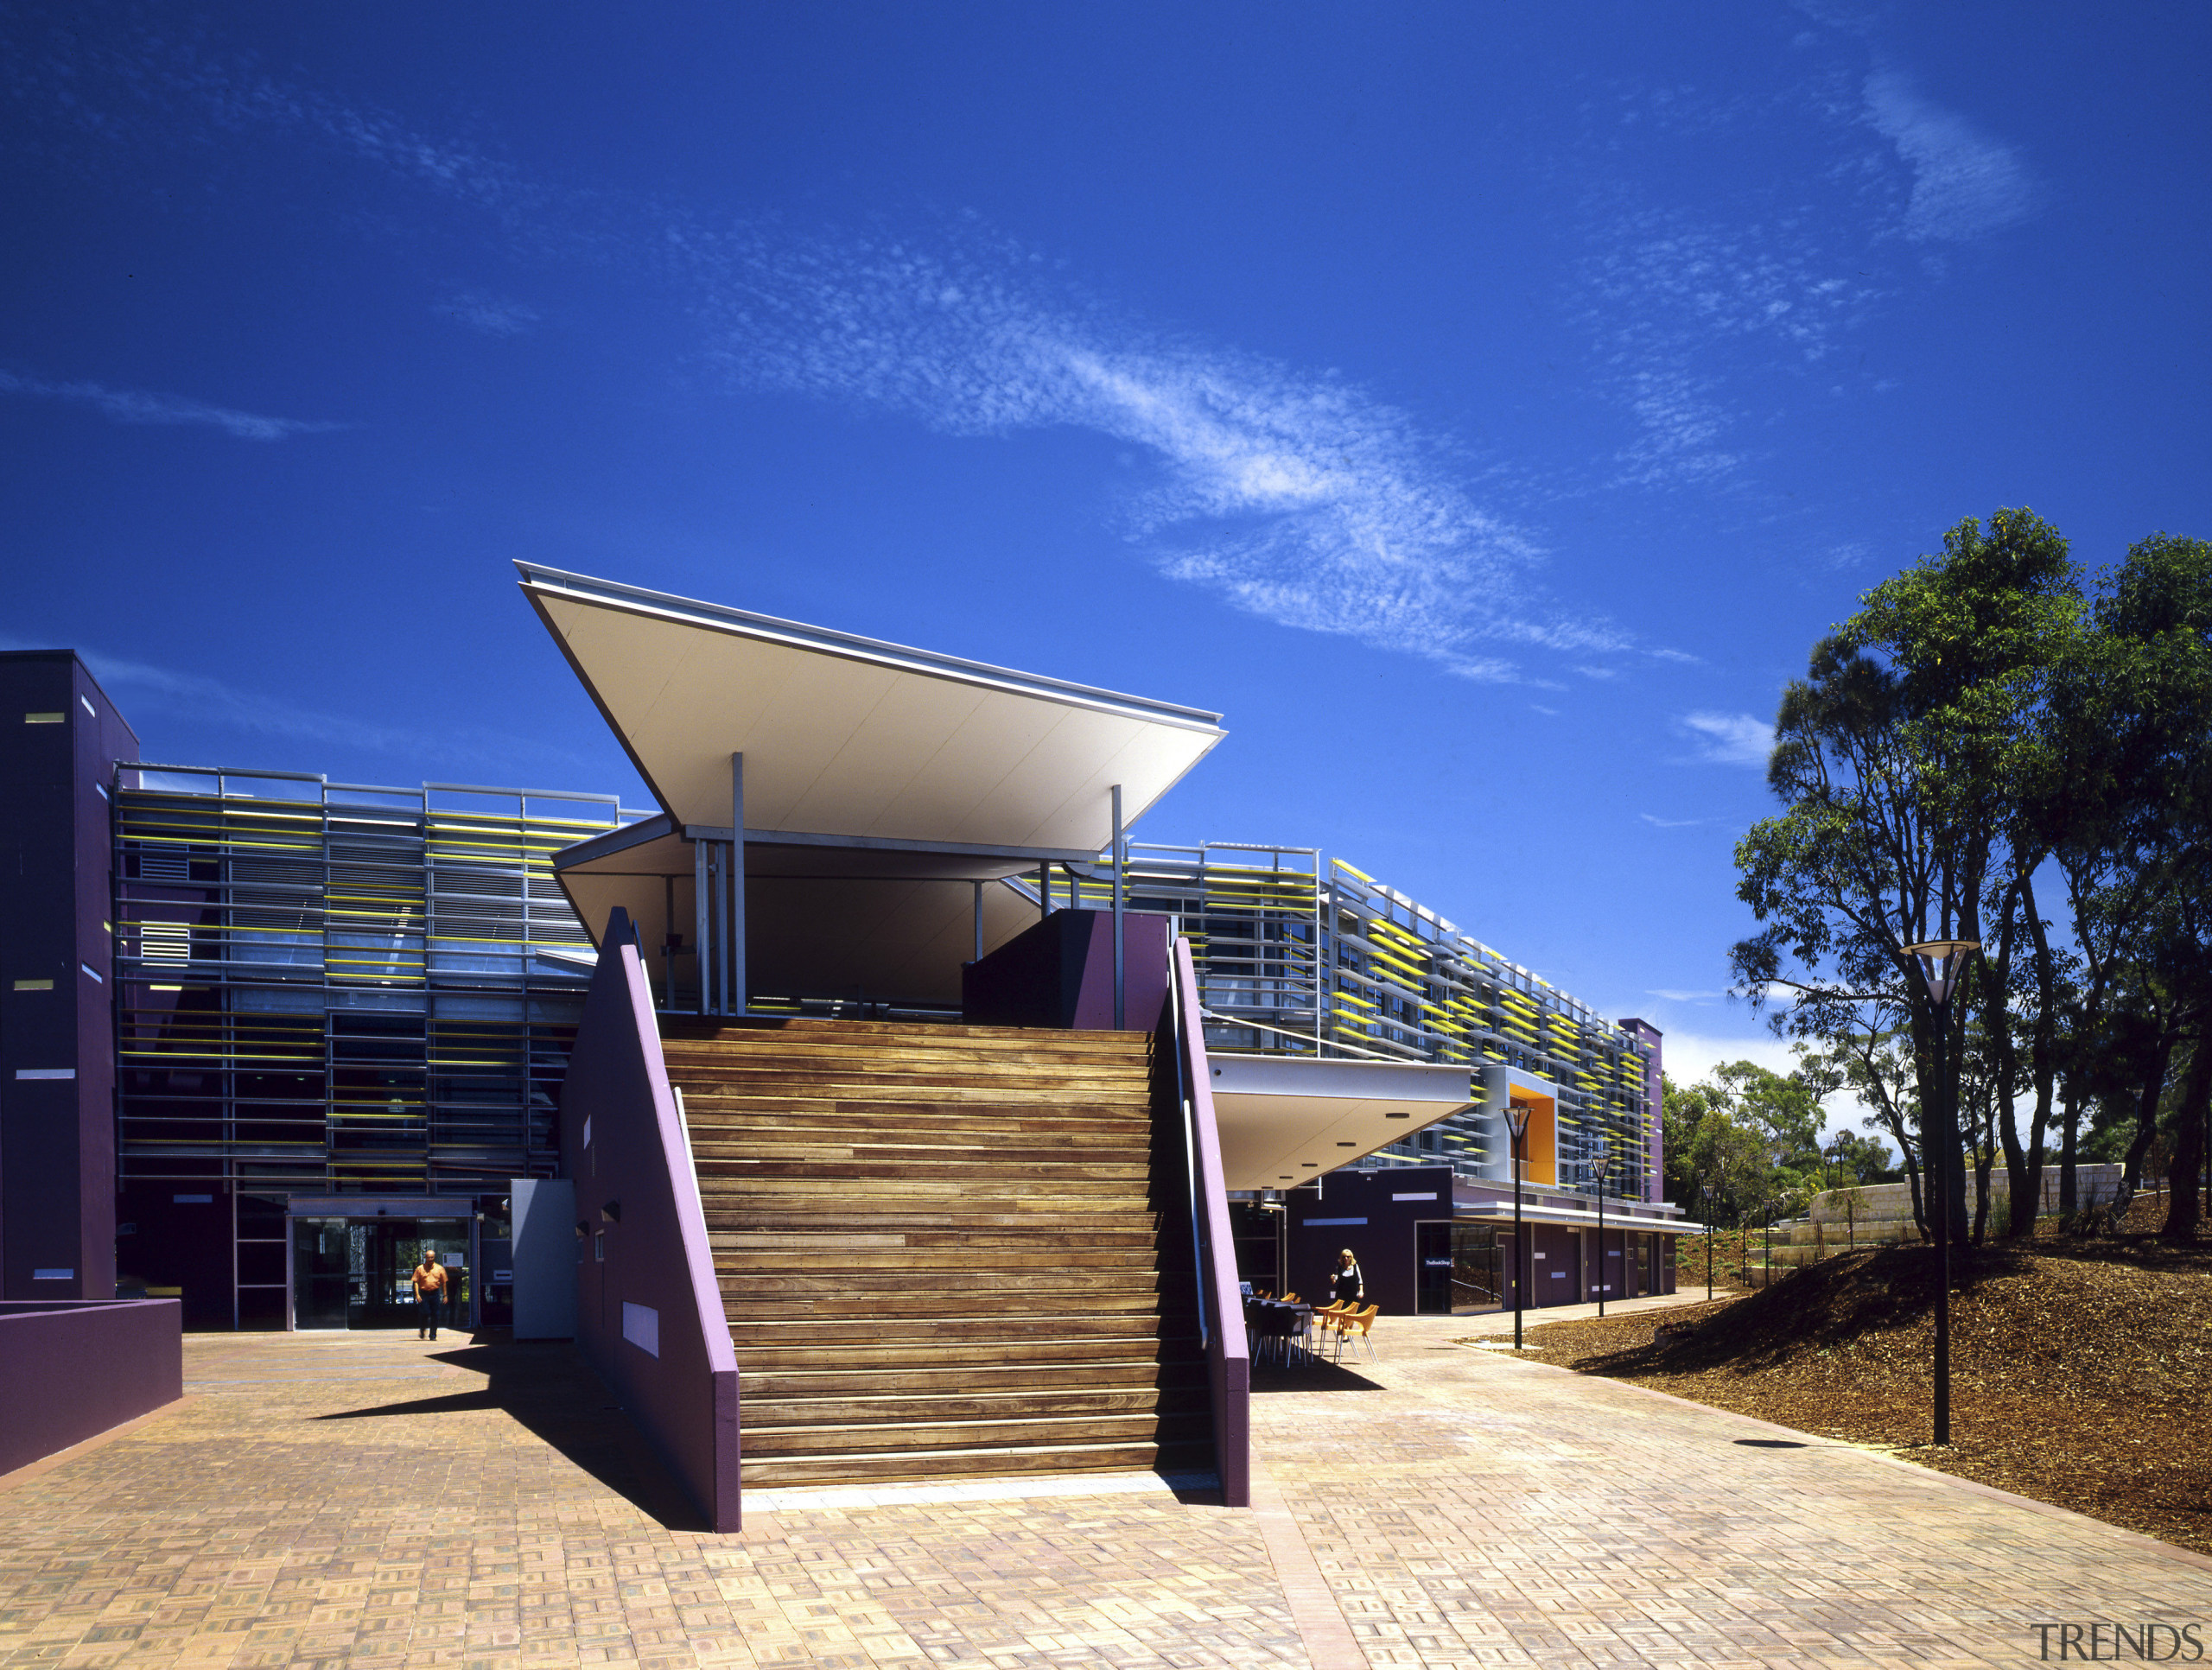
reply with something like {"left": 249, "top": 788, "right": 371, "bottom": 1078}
{"left": 1731, "top": 511, "right": 2083, "bottom": 1246}
{"left": 2096, "top": 539, "right": 2212, "bottom": 1238}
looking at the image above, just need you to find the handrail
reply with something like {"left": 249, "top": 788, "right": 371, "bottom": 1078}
{"left": 1167, "top": 935, "right": 1250, "bottom": 1507}
{"left": 1168, "top": 950, "right": 1210, "bottom": 1351}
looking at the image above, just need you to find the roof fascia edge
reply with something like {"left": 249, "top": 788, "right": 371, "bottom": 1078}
{"left": 552, "top": 811, "right": 677, "bottom": 871}
{"left": 516, "top": 562, "right": 1224, "bottom": 734}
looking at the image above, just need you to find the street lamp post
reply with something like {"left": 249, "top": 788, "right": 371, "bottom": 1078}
{"left": 1506, "top": 1101, "right": 1533, "bottom": 1349}
{"left": 1591, "top": 1144, "right": 1613, "bottom": 1318}
{"left": 1900, "top": 937, "right": 1980, "bottom": 1448}
{"left": 1701, "top": 1178, "right": 1714, "bottom": 1302}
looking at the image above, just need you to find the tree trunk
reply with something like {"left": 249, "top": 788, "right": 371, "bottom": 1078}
{"left": 2013, "top": 875, "right": 2059, "bottom": 1235}
{"left": 2160, "top": 1038, "right": 2209, "bottom": 1241}
{"left": 1989, "top": 878, "right": 2030, "bottom": 1236}
{"left": 2059, "top": 1088, "right": 2080, "bottom": 1216}
{"left": 2120, "top": 1033, "right": 2177, "bottom": 1217}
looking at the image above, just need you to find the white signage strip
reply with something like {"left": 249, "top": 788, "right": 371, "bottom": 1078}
{"left": 15, "top": 1068, "right": 75, "bottom": 1081}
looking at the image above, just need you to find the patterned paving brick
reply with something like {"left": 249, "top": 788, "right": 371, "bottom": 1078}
{"left": 3, "top": 1318, "right": 2209, "bottom": 1669}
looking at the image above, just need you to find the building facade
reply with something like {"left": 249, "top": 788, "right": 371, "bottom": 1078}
{"left": 4, "top": 623, "right": 1682, "bottom": 1330}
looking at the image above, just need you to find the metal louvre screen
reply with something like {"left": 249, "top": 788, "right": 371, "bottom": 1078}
{"left": 1074, "top": 841, "right": 1656, "bottom": 1202}
{"left": 112, "top": 767, "right": 629, "bottom": 1197}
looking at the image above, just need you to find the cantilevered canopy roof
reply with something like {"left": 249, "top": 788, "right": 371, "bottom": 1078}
{"left": 518, "top": 564, "right": 1226, "bottom": 855}
{"left": 1208, "top": 1056, "right": 1477, "bottom": 1193}
{"left": 519, "top": 564, "right": 1227, "bottom": 1006}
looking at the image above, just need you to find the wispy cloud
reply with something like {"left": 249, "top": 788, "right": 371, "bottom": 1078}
{"left": 1639, "top": 812, "right": 1706, "bottom": 829}
{"left": 435, "top": 292, "right": 542, "bottom": 337}
{"left": 1863, "top": 73, "right": 2038, "bottom": 244}
{"left": 0, "top": 637, "right": 414, "bottom": 752}
{"left": 1679, "top": 710, "right": 1774, "bottom": 766}
{"left": 693, "top": 227, "right": 1624, "bottom": 680}
{"left": 3, "top": 15, "right": 1633, "bottom": 685}
{"left": 1571, "top": 171, "right": 1883, "bottom": 490}
{"left": 1647, "top": 987, "right": 1721, "bottom": 1002}
{"left": 0, "top": 368, "right": 342, "bottom": 441}
{"left": 0, "top": 636, "right": 583, "bottom": 772}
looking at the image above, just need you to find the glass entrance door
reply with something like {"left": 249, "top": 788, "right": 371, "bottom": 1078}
{"left": 291, "top": 1216, "right": 470, "bottom": 1329}
{"left": 1415, "top": 1222, "right": 1453, "bottom": 1313}
{"left": 1450, "top": 1222, "right": 1503, "bottom": 1311}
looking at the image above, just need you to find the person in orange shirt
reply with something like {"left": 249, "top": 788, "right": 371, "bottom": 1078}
{"left": 411, "top": 1248, "right": 450, "bottom": 1339}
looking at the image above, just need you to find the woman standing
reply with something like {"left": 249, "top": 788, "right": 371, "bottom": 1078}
{"left": 1331, "top": 1248, "right": 1364, "bottom": 1306}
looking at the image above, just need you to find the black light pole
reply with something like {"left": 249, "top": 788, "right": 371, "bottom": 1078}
{"left": 1507, "top": 1102, "right": 1532, "bottom": 1349}
{"left": 1591, "top": 1144, "right": 1613, "bottom": 1317}
{"left": 1900, "top": 937, "right": 1980, "bottom": 1448}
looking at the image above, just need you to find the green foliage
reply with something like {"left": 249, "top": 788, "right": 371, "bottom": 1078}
{"left": 1726, "top": 511, "right": 2212, "bottom": 1243}
{"left": 1662, "top": 1061, "right": 1847, "bottom": 1227}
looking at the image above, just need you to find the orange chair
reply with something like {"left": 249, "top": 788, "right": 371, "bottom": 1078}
{"left": 1301, "top": 1300, "right": 1346, "bottom": 1362}
{"left": 1300, "top": 1309, "right": 1336, "bottom": 1362}
{"left": 1340, "top": 1305, "right": 1379, "bottom": 1362}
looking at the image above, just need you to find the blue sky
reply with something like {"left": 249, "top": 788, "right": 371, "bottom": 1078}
{"left": 5, "top": 2, "right": 2207, "bottom": 1091}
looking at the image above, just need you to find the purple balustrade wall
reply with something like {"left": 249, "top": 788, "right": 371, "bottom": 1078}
{"left": 1165, "top": 937, "right": 1250, "bottom": 1507}
{"left": 963, "top": 910, "right": 1171, "bottom": 1032}
{"left": 0, "top": 1299, "right": 182, "bottom": 1476}
{"left": 562, "top": 908, "right": 741, "bottom": 1532}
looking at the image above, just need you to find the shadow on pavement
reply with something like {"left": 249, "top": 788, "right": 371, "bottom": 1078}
{"left": 1249, "top": 1359, "right": 1386, "bottom": 1394}
{"left": 314, "top": 1333, "right": 705, "bottom": 1531}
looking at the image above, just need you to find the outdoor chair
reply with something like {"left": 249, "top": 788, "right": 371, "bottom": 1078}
{"left": 1311, "top": 1301, "right": 1349, "bottom": 1359}
{"left": 1340, "top": 1305, "right": 1379, "bottom": 1362}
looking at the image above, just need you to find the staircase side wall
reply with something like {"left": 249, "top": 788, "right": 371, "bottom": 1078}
{"left": 563, "top": 909, "right": 741, "bottom": 1533}
{"left": 963, "top": 910, "right": 1172, "bottom": 1031}
{"left": 1163, "top": 938, "right": 1250, "bottom": 1507}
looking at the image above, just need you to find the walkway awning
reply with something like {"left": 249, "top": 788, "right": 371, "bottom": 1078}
{"left": 1456, "top": 1199, "right": 1700, "bottom": 1235}
{"left": 1208, "top": 1055, "right": 1474, "bottom": 1193}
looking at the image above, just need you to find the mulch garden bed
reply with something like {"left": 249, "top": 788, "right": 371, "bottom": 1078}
{"left": 1491, "top": 1229, "right": 2212, "bottom": 1557}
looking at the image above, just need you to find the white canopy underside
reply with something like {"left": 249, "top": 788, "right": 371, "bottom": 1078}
{"left": 518, "top": 564, "right": 1225, "bottom": 1004}
{"left": 1208, "top": 1055, "right": 1478, "bottom": 1193}
{"left": 520, "top": 564, "right": 1224, "bottom": 849}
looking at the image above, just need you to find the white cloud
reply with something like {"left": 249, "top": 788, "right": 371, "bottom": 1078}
{"left": 436, "top": 292, "right": 541, "bottom": 337}
{"left": 697, "top": 229, "right": 1627, "bottom": 681}
{"left": 1679, "top": 710, "right": 1774, "bottom": 767}
{"left": 0, "top": 369, "right": 342, "bottom": 441}
{"left": 1639, "top": 813, "right": 1705, "bottom": 829}
{"left": 1650, "top": 1026, "right": 1801, "bottom": 1087}
{"left": 1863, "top": 73, "right": 2039, "bottom": 243}
{"left": 1646, "top": 987, "right": 1721, "bottom": 1003}
{"left": 0, "top": 637, "right": 583, "bottom": 772}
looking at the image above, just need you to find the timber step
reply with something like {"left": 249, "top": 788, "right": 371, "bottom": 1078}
{"left": 659, "top": 1015, "right": 1211, "bottom": 1489}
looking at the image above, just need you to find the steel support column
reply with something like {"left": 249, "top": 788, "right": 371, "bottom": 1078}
{"left": 1110, "top": 784, "right": 1126, "bottom": 1030}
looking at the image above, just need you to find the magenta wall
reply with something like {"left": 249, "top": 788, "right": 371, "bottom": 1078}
{"left": 963, "top": 910, "right": 1171, "bottom": 1032}
{"left": 1165, "top": 939, "right": 1249, "bottom": 1507}
{"left": 561, "top": 909, "right": 741, "bottom": 1532}
{"left": 0, "top": 1299, "right": 181, "bottom": 1475}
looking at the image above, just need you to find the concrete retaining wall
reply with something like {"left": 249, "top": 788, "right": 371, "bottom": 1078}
{"left": 0, "top": 1299, "right": 181, "bottom": 1475}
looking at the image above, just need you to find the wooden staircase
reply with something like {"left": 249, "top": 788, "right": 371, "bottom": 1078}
{"left": 658, "top": 1017, "right": 1215, "bottom": 1489}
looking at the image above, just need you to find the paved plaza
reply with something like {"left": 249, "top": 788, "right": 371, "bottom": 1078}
{"left": 3, "top": 1311, "right": 2208, "bottom": 1670}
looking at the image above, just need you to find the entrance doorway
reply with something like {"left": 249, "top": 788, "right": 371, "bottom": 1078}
{"left": 1415, "top": 1222, "right": 1453, "bottom": 1313}
{"left": 292, "top": 1216, "right": 472, "bottom": 1330}
{"left": 1450, "top": 1222, "right": 1503, "bottom": 1312}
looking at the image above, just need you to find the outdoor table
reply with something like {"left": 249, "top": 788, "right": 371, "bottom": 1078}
{"left": 1244, "top": 1299, "right": 1315, "bottom": 1365}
